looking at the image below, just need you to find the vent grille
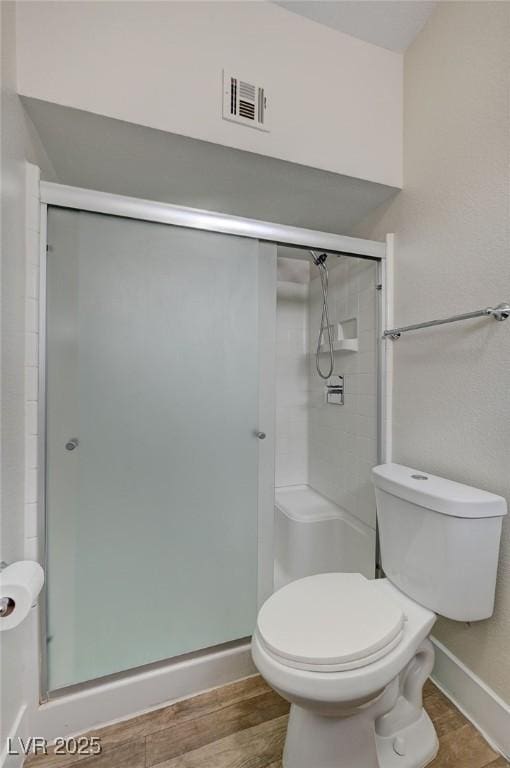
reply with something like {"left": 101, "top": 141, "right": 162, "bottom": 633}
{"left": 239, "top": 81, "right": 256, "bottom": 101}
{"left": 239, "top": 100, "right": 255, "bottom": 120}
{"left": 230, "top": 77, "right": 237, "bottom": 115}
{"left": 223, "top": 71, "right": 269, "bottom": 132}
{"left": 258, "top": 88, "right": 265, "bottom": 125}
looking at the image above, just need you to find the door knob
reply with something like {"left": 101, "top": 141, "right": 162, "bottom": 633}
{"left": 255, "top": 431, "right": 266, "bottom": 440}
{"left": 65, "top": 438, "right": 79, "bottom": 451}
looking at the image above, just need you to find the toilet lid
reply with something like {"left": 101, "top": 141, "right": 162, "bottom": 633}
{"left": 256, "top": 573, "right": 405, "bottom": 671}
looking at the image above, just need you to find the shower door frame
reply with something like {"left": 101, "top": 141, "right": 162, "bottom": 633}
{"left": 37, "top": 181, "right": 389, "bottom": 702}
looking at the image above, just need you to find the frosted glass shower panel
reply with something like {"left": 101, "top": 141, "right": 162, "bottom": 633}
{"left": 45, "top": 208, "right": 263, "bottom": 689}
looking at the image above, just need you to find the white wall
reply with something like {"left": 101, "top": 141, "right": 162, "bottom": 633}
{"left": 308, "top": 257, "right": 378, "bottom": 530}
{"left": 0, "top": 3, "right": 55, "bottom": 764}
{"left": 353, "top": 1, "right": 510, "bottom": 703}
{"left": 15, "top": 1, "right": 403, "bottom": 187}
{"left": 275, "top": 257, "right": 310, "bottom": 487}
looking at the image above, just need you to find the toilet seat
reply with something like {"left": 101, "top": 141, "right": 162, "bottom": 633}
{"left": 256, "top": 573, "right": 405, "bottom": 672}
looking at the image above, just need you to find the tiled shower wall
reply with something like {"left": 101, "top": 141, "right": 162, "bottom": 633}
{"left": 24, "top": 163, "right": 41, "bottom": 561}
{"left": 308, "top": 257, "right": 379, "bottom": 529}
{"left": 275, "top": 257, "right": 310, "bottom": 487}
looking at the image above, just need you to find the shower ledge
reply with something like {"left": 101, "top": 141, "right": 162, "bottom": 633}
{"left": 320, "top": 338, "right": 359, "bottom": 353}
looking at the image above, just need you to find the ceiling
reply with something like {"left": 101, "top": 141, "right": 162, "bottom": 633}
{"left": 274, "top": 1, "right": 437, "bottom": 52}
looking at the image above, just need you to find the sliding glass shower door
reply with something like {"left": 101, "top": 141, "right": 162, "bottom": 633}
{"left": 44, "top": 207, "right": 274, "bottom": 691}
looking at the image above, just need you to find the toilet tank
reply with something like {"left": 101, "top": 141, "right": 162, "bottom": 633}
{"left": 372, "top": 463, "right": 507, "bottom": 621}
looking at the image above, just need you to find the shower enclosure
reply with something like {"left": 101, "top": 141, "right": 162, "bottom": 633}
{"left": 43, "top": 205, "right": 276, "bottom": 692}
{"left": 39, "top": 184, "right": 387, "bottom": 698}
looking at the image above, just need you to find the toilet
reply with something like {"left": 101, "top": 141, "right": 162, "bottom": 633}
{"left": 252, "top": 463, "right": 507, "bottom": 768}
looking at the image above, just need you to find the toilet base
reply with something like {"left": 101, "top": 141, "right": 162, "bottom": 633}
{"left": 376, "top": 709, "right": 439, "bottom": 768}
{"left": 282, "top": 704, "right": 438, "bottom": 768}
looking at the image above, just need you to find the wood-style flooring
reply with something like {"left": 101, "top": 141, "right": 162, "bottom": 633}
{"left": 26, "top": 675, "right": 509, "bottom": 768}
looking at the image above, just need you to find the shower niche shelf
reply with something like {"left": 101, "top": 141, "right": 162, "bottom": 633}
{"left": 319, "top": 318, "right": 358, "bottom": 353}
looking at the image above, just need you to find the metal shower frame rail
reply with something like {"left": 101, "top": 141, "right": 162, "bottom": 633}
{"left": 40, "top": 182, "right": 386, "bottom": 260}
{"left": 384, "top": 303, "right": 510, "bottom": 340}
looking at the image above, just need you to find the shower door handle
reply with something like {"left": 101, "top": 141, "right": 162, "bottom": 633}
{"left": 255, "top": 431, "right": 266, "bottom": 440}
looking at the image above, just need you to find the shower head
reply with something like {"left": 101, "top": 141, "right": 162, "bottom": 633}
{"left": 311, "top": 250, "right": 328, "bottom": 267}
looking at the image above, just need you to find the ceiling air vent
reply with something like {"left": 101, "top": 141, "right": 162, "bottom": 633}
{"left": 222, "top": 71, "right": 269, "bottom": 132}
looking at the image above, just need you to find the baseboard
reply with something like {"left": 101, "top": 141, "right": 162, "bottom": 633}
{"left": 32, "top": 641, "right": 255, "bottom": 742}
{"left": 431, "top": 636, "right": 510, "bottom": 759}
{"left": 0, "top": 705, "right": 28, "bottom": 768}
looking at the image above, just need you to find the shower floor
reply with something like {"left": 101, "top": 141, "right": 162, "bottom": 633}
{"left": 26, "top": 676, "right": 507, "bottom": 768}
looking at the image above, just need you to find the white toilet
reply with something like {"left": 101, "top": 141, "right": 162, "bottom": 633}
{"left": 252, "top": 463, "right": 507, "bottom": 768}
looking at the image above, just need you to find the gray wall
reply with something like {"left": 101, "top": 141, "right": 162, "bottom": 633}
{"left": 353, "top": 1, "right": 510, "bottom": 701}
{"left": 14, "top": 0, "right": 403, "bottom": 186}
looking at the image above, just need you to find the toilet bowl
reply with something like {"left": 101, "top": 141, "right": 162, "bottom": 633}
{"left": 252, "top": 464, "right": 507, "bottom": 768}
{"left": 252, "top": 574, "right": 438, "bottom": 768}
